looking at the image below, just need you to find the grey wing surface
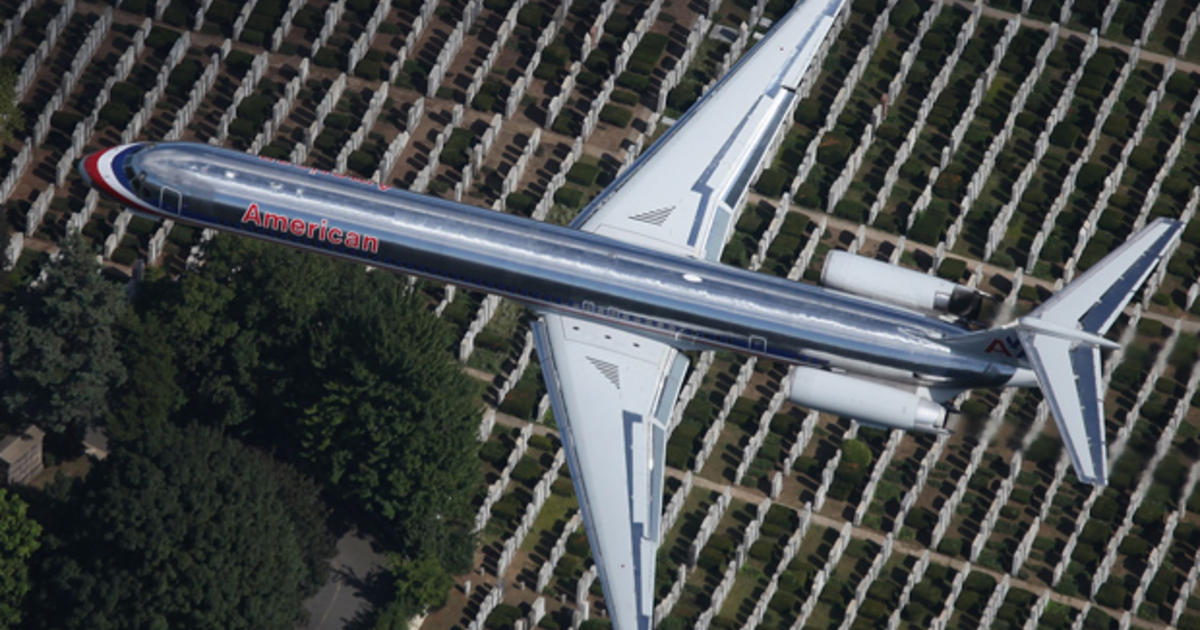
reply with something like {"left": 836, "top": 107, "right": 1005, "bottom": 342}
{"left": 532, "top": 315, "right": 688, "bottom": 629}
{"left": 570, "top": 0, "right": 847, "bottom": 262}
{"left": 530, "top": 1, "right": 848, "bottom": 626}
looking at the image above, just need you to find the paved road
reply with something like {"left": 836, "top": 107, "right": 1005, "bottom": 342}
{"left": 299, "top": 531, "right": 387, "bottom": 630}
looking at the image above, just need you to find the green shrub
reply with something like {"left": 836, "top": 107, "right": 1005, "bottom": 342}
{"left": 937, "top": 257, "right": 967, "bottom": 280}
{"left": 506, "top": 192, "right": 536, "bottom": 213}
{"left": 567, "top": 163, "right": 600, "bottom": 187}
{"left": 554, "top": 187, "right": 585, "bottom": 208}
{"left": 311, "top": 47, "right": 338, "bottom": 68}
{"left": 599, "top": 104, "right": 632, "bottom": 128}
{"left": 610, "top": 89, "right": 638, "bottom": 105}
{"left": 1049, "top": 122, "right": 1080, "bottom": 148}
{"left": 754, "top": 168, "right": 789, "bottom": 197}
{"left": 347, "top": 150, "right": 375, "bottom": 177}
{"left": 616, "top": 72, "right": 649, "bottom": 92}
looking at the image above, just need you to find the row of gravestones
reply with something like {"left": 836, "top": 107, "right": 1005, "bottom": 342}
{"left": 213, "top": 50, "right": 268, "bottom": 144}
{"left": 536, "top": 511, "right": 581, "bottom": 591}
{"left": 292, "top": 73, "right": 349, "bottom": 164}
{"left": 919, "top": 25, "right": 1094, "bottom": 237}
{"left": 473, "top": 422, "right": 533, "bottom": 532}
{"left": 310, "top": 0, "right": 346, "bottom": 58}
{"left": 1128, "top": 460, "right": 1200, "bottom": 615}
{"left": 693, "top": 498, "right": 774, "bottom": 629}
{"left": 332, "top": 80, "right": 389, "bottom": 172}
{"left": 868, "top": 3, "right": 1005, "bottom": 224}
{"left": 789, "top": 0, "right": 893, "bottom": 201}
{"left": 836, "top": 532, "right": 895, "bottom": 630}
{"left": 1031, "top": 61, "right": 1198, "bottom": 275}
{"left": 425, "top": 0, "right": 481, "bottom": 98}
{"left": 791, "top": 521, "right": 853, "bottom": 629}
{"left": 1022, "top": 41, "right": 1142, "bottom": 263}
{"left": 496, "top": 447, "right": 566, "bottom": 578}
{"left": 12, "top": 0, "right": 73, "bottom": 100}
{"left": 247, "top": 58, "right": 310, "bottom": 153}
{"left": 0, "top": 0, "right": 33, "bottom": 59}
{"left": 1091, "top": 342, "right": 1197, "bottom": 596}
{"left": 834, "top": 2, "right": 974, "bottom": 216}
{"left": 266, "top": 0, "right": 306, "bottom": 51}
{"left": 692, "top": 357, "right": 757, "bottom": 473}
{"left": 975, "top": 27, "right": 1058, "bottom": 257}
{"left": 1057, "top": 59, "right": 1173, "bottom": 266}
{"left": 165, "top": 52, "right": 222, "bottom": 142}
{"left": 344, "top": 0, "right": 390, "bottom": 74}
{"left": 735, "top": 502, "right": 814, "bottom": 630}
{"left": 654, "top": 14, "right": 711, "bottom": 114}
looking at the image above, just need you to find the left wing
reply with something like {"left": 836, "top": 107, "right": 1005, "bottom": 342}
{"left": 571, "top": 0, "right": 847, "bottom": 261}
{"left": 532, "top": 315, "right": 689, "bottom": 629}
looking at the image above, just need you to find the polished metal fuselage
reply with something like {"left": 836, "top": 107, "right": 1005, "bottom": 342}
{"left": 128, "top": 143, "right": 1011, "bottom": 386}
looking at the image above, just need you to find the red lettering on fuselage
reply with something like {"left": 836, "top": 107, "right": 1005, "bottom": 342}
{"left": 238, "top": 203, "right": 378, "bottom": 254}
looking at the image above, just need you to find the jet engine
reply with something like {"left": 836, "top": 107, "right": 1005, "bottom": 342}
{"left": 821, "top": 250, "right": 983, "bottom": 318}
{"left": 788, "top": 366, "right": 947, "bottom": 433}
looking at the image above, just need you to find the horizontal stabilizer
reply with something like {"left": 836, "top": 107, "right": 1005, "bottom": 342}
{"left": 1018, "top": 331, "right": 1107, "bottom": 484}
{"left": 1016, "top": 217, "right": 1183, "bottom": 486}
{"left": 1028, "top": 217, "right": 1183, "bottom": 334}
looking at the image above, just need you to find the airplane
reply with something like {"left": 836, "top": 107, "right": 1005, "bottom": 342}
{"left": 76, "top": 0, "right": 1183, "bottom": 626}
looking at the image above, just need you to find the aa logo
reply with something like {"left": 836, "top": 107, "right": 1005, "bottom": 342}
{"left": 985, "top": 335, "right": 1025, "bottom": 359}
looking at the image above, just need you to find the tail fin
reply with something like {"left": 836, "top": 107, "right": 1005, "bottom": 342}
{"left": 1022, "top": 218, "right": 1183, "bottom": 485}
{"left": 948, "top": 218, "right": 1183, "bottom": 484}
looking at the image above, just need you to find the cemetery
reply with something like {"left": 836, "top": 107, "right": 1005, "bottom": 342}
{"left": 2, "top": 0, "right": 1200, "bottom": 628}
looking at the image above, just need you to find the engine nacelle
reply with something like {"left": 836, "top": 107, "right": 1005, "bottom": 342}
{"left": 788, "top": 366, "right": 947, "bottom": 433}
{"left": 821, "top": 250, "right": 982, "bottom": 318}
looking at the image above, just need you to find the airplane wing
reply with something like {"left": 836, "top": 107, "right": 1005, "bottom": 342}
{"left": 527, "top": 1, "right": 848, "bottom": 626}
{"left": 571, "top": 0, "right": 847, "bottom": 262}
{"left": 532, "top": 316, "right": 688, "bottom": 628}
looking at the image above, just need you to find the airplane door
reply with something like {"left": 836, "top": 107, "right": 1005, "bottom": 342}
{"left": 749, "top": 335, "right": 767, "bottom": 353}
{"left": 160, "top": 186, "right": 182, "bottom": 214}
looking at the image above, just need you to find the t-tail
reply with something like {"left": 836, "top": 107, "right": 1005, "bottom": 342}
{"left": 946, "top": 218, "right": 1184, "bottom": 485}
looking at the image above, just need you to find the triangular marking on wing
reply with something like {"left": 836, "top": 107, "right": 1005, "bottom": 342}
{"left": 628, "top": 205, "right": 675, "bottom": 226}
{"left": 587, "top": 356, "right": 621, "bottom": 389}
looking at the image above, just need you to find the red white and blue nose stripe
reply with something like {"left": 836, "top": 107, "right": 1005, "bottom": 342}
{"left": 78, "top": 144, "right": 160, "bottom": 214}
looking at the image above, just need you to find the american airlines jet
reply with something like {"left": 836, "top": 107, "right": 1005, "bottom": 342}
{"left": 79, "top": 0, "right": 1182, "bottom": 626}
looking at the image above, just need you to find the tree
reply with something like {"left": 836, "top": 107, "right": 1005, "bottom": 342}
{"left": 0, "top": 64, "right": 21, "bottom": 143}
{"left": 369, "top": 552, "right": 454, "bottom": 626}
{"left": 295, "top": 267, "right": 482, "bottom": 564}
{"left": 24, "top": 422, "right": 332, "bottom": 630}
{"left": 0, "top": 489, "right": 40, "bottom": 627}
{"left": 1, "top": 236, "right": 127, "bottom": 435}
{"left": 108, "top": 312, "right": 185, "bottom": 440}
